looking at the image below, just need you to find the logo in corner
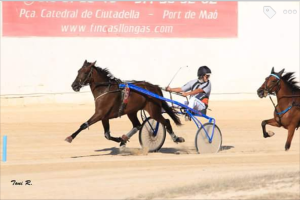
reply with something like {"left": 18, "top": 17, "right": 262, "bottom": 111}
{"left": 24, "top": 2, "right": 34, "bottom": 6}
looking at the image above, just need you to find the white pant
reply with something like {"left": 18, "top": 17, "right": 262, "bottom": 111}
{"left": 167, "top": 97, "right": 206, "bottom": 111}
{"left": 184, "top": 97, "right": 206, "bottom": 111}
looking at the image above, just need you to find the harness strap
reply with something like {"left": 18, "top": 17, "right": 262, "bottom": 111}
{"left": 278, "top": 95, "right": 300, "bottom": 100}
{"left": 118, "top": 84, "right": 130, "bottom": 117}
{"left": 95, "top": 82, "right": 118, "bottom": 86}
{"left": 276, "top": 106, "right": 292, "bottom": 115}
{"left": 269, "top": 95, "right": 296, "bottom": 127}
{"left": 269, "top": 96, "right": 282, "bottom": 125}
{"left": 269, "top": 95, "right": 276, "bottom": 107}
{"left": 270, "top": 74, "right": 280, "bottom": 79}
{"left": 94, "top": 90, "right": 121, "bottom": 102}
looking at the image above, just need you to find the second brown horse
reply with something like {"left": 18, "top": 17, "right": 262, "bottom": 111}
{"left": 257, "top": 67, "right": 300, "bottom": 150}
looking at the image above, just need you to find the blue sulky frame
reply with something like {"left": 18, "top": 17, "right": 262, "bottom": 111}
{"left": 119, "top": 83, "right": 217, "bottom": 144}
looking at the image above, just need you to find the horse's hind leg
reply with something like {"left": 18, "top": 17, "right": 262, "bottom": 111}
{"left": 102, "top": 119, "right": 122, "bottom": 143}
{"left": 285, "top": 125, "right": 296, "bottom": 151}
{"left": 163, "top": 117, "right": 185, "bottom": 143}
{"left": 148, "top": 108, "right": 185, "bottom": 143}
{"left": 120, "top": 112, "right": 142, "bottom": 147}
{"left": 261, "top": 118, "right": 280, "bottom": 138}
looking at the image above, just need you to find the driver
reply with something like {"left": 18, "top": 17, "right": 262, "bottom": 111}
{"left": 166, "top": 66, "right": 212, "bottom": 114}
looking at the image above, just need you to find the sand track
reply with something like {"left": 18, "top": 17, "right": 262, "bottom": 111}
{"left": 1, "top": 100, "right": 299, "bottom": 199}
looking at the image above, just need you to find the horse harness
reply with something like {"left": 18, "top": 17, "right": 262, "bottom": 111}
{"left": 94, "top": 80, "right": 149, "bottom": 117}
{"left": 93, "top": 80, "right": 130, "bottom": 117}
{"left": 266, "top": 74, "right": 300, "bottom": 127}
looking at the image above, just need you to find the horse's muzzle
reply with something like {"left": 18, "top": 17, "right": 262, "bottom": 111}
{"left": 72, "top": 82, "right": 81, "bottom": 92}
{"left": 257, "top": 88, "right": 265, "bottom": 98}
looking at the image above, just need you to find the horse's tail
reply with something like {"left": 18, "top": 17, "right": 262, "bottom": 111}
{"left": 155, "top": 86, "right": 181, "bottom": 126}
{"left": 161, "top": 100, "right": 182, "bottom": 126}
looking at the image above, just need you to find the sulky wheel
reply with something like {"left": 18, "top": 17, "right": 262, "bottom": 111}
{"left": 195, "top": 123, "right": 222, "bottom": 154}
{"left": 139, "top": 117, "right": 166, "bottom": 152}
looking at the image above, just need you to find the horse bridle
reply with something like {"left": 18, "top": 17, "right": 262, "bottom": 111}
{"left": 79, "top": 65, "right": 94, "bottom": 87}
{"left": 265, "top": 73, "right": 300, "bottom": 126}
{"left": 78, "top": 65, "right": 124, "bottom": 101}
{"left": 264, "top": 74, "right": 281, "bottom": 95}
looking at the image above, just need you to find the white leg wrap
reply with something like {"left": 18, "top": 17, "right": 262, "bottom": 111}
{"left": 168, "top": 132, "right": 178, "bottom": 141}
{"left": 126, "top": 127, "right": 140, "bottom": 138}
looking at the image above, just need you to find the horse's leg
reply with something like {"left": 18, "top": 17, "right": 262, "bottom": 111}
{"left": 164, "top": 117, "right": 185, "bottom": 143}
{"left": 261, "top": 118, "right": 281, "bottom": 138}
{"left": 148, "top": 108, "right": 185, "bottom": 143}
{"left": 102, "top": 119, "right": 122, "bottom": 143}
{"left": 65, "top": 113, "right": 103, "bottom": 143}
{"left": 120, "top": 112, "right": 142, "bottom": 147}
{"left": 285, "top": 125, "right": 296, "bottom": 151}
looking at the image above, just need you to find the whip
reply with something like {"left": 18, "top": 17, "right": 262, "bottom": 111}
{"left": 166, "top": 65, "right": 188, "bottom": 88}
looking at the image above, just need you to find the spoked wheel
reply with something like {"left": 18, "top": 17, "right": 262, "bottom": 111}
{"left": 139, "top": 117, "right": 166, "bottom": 152}
{"left": 195, "top": 123, "right": 222, "bottom": 154}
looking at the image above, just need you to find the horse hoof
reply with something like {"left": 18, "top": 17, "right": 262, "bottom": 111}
{"left": 121, "top": 135, "right": 129, "bottom": 142}
{"left": 285, "top": 143, "right": 290, "bottom": 151}
{"left": 175, "top": 137, "right": 185, "bottom": 143}
{"left": 119, "top": 135, "right": 129, "bottom": 147}
{"left": 120, "top": 142, "right": 126, "bottom": 147}
{"left": 267, "top": 131, "right": 275, "bottom": 137}
{"left": 65, "top": 136, "right": 73, "bottom": 143}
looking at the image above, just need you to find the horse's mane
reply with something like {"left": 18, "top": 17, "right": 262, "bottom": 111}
{"left": 282, "top": 72, "right": 300, "bottom": 91}
{"left": 92, "top": 65, "right": 161, "bottom": 87}
{"left": 93, "top": 66, "right": 122, "bottom": 83}
{"left": 92, "top": 65, "right": 163, "bottom": 91}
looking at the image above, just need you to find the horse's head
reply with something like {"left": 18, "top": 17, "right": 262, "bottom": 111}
{"left": 72, "top": 60, "right": 96, "bottom": 92}
{"left": 257, "top": 67, "right": 285, "bottom": 98}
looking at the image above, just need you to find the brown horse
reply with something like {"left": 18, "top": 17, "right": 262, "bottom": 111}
{"left": 65, "top": 60, "right": 185, "bottom": 146}
{"left": 257, "top": 67, "right": 300, "bottom": 150}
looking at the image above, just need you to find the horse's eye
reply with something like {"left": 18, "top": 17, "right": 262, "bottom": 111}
{"left": 272, "top": 80, "right": 277, "bottom": 83}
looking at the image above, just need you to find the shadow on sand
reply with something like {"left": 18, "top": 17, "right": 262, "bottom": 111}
{"left": 71, "top": 147, "right": 120, "bottom": 158}
{"left": 71, "top": 145, "right": 235, "bottom": 158}
{"left": 158, "top": 145, "right": 234, "bottom": 154}
{"left": 220, "top": 145, "right": 235, "bottom": 151}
